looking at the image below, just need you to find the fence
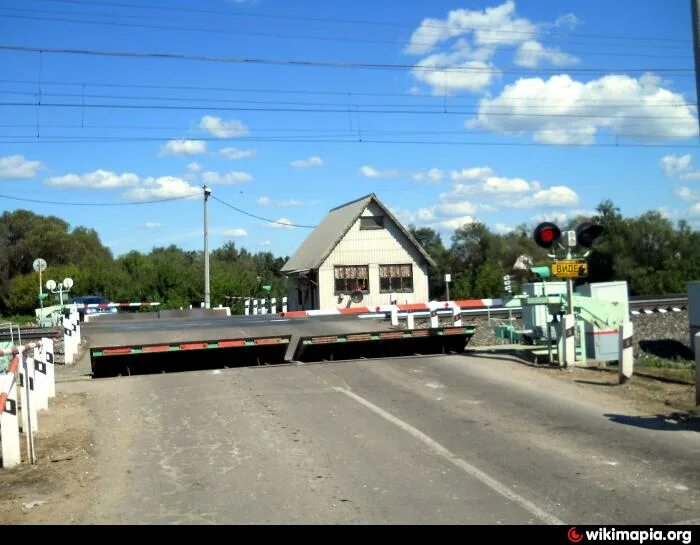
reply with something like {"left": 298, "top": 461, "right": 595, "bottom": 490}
{"left": 0, "top": 336, "right": 55, "bottom": 468}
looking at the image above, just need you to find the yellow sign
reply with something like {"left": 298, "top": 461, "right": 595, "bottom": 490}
{"left": 551, "top": 259, "right": 588, "bottom": 278}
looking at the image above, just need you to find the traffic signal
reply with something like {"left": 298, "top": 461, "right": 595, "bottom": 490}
{"left": 576, "top": 222, "right": 604, "bottom": 248}
{"left": 533, "top": 222, "right": 561, "bottom": 249}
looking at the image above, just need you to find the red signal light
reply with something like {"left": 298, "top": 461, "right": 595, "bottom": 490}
{"left": 541, "top": 228, "right": 556, "bottom": 243}
{"left": 533, "top": 222, "right": 561, "bottom": 249}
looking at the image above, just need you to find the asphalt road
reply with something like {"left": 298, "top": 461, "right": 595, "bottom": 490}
{"left": 62, "top": 354, "right": 700, "bottom": 524}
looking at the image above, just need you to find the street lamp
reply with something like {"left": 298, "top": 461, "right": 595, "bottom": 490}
{"left": 46, "top": 277, "right": 73, "bottom": 306}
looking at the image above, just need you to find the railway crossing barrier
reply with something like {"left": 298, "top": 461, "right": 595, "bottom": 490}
{"left": 0, "top": 338, "right": 55, "bottom": 468}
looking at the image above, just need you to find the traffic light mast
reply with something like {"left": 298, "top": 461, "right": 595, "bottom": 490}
{"left": 532, "top": 221, "right": 603, "bottom": 313}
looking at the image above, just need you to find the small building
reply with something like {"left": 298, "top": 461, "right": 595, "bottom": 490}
{"left": 281, "top": 193, "right": 435, "bottom": 311}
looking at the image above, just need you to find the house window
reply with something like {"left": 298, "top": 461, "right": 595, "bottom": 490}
{"left": 379, "top": 264, "right": 413, "bottom": 293}
{"left": 360, "top": 216, "right": 384, "bottom": 230}
{"left": 334, "top": 265, "right": 370, "bottom": 293}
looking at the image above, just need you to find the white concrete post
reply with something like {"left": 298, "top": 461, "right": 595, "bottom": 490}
{"left": 556, "top": 319, "right": 566, "bottom": 367}
{"left": 71, "top": 314, "right": 79, "bottom": 356}
{"left": 452, "top": 305, "right": 462, "bottom": 327}
{"left": 32, "top": 346, "right": 48, "bottom": 412}
{"left": 695, "top": 333, "right": 700, "bottom": 406}
{"left": 19, "top": 353, "right": 38, "bottom": 437}
{"left": 64, "top": 320, "right": 74, "bottom": 365}
{"left": 244, "top": 299, "right": 250, "bottom": 316}
{"left": 261, "top": 299, "right": 268, "bottom": 315}
{"left": 390, "top": 307, "right": 399, "bottom": 327}
{"left": 407, "top": 311, "right": 415, "bottom": 330}
{"left": 271, "top": 298, "right": 277, "bottom": 315}
{"left": 1, "top": 372, "right": 20, "bottom": 468}
{"left": 428, "top": 302, "right": 439, "bottom": 329}
{"left": 42, "top": 337, "right": 55, "bottom": 399}
{"left": 253, "top": 299, "right": 259, "bottom": 315}
{"left": 619, "top": 321, "right": 634, "bottom": 384}
{"left": 282, "top": 296, "right": 288, "bottom": 313}
{"left": 562, "top": 314, "right": 576, "bottom": 367}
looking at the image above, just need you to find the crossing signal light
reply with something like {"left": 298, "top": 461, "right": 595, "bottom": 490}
{"left": 533, "top": 222, "right": 561, "bottom": 249}
{"left": 576, "top": 222, "right": 604, "bottom": 248}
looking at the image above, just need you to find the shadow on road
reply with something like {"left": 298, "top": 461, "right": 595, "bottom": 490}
{"left": 603, "top": 413, "right": 700, "bottom": 432}
{"left": 574, "top": 379, "right": 617, "bottom": 387}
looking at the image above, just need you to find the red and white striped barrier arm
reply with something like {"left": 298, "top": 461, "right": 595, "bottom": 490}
{"left": 279, "top": 299, "right": 503, "bottom": 318}
{"left": 0, "top": 354, "right": 20, "bottom": 415}
{"left": 78, "top": 302, "right": 161, "bottom": 309}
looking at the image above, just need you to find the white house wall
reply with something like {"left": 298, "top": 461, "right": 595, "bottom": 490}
{"left": 318, "top": 202, "right": 430, "bottom": 310}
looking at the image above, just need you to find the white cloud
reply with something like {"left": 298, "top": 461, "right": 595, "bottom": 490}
{"left": 202, "top": 171, "right": 253, "bottom": 184}
{"left": 494, "top": 223, "right": 514, "bottom": 234}
{"left": 0, "top": 155, "right": 42, "bottom": 180}
{"left": 220, "top": 228, "right": 248, "bottom": 237}
{"left": 290, "top": 156, "right": 324, "bottom": 168}
{"left": 276, "top": 199, "right": 306, "bottom": 207}
{"left": 509, "top": 186, "right": 579, "bottom": 208}
{"left": 219, "top": 147, "right": 257, "bottom": 159}
{"left": 159, "top": 139, "right": 207, "bottom": 156}
{"left": 142, "top": 222, "right": 165, "bottom": 229}
{"left": 482, "top": 176, "right": 536, "bottom": 193}
{"left": 660, "top": 154, "right": 700, "bottom": 180}
{"left": 514, "top": 40, "right": 579, "bottom": 68}
{"left": 124, "top": 176, "right": 200, "bottom": 200}
{"left": 199, "top": 116, "right": 249, "bottom": 138}
{"left": 531, "top": 208, "right": 596, "bottom": 224}
{"left": 554, "top": 13, "right": 581, "bottom": 30}
{"left": 405, "top": 2, "right": 535, "bottom": 56}
{"left": 451, "top": 167, "right": 493, "bottom": 181}
{"left": 471, "top": 73, "right": 698, "bottom": 145}
{"left": 257, "top": 196, "right": 271, "bottom": 206}
{"left": 45, "top": 169, "right": 139, "bottom": 189}
{"left": 360, "top": 165, "right": 400, "bottom": 178}
{"left": 266, "top": 218, "right": 295, "bottom": 229}
{"left": 412, "top": 168, "right": 443, "bottom": 182}
{"left": 259, "top": 240, "right": 272, "bottom": 247}
{"left": 439, "top": 215, "right": 476, "bottom": 230}
{"left": 404, "top": 2, "right": 577, "bottom": 95}
{"left": 412, "top": 53, "right": 499, "bottom": 95}
{"left": 436, "top": 201, "right": 477, "bottom": 216}
{"left": 187, "top": 162, "right": 203, "bottom": 173}
{"left": 673, "top": 186, "right": 699, "bottom": 202}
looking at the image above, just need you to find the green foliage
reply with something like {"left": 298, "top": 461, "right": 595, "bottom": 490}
{"left": 4, "top": 201, "right": 700, "bottom": 314}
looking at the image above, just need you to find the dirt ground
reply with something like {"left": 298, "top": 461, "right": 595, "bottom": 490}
{"left": 0, "top": 391, "right": 97, "bottom": 524}
{"left": 0, "top": 357, "right": 696, "bottom": 524}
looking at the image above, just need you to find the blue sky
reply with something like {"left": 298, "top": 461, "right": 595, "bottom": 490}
{"left": 0, "top": 0, "right": 698, "bottom": 258}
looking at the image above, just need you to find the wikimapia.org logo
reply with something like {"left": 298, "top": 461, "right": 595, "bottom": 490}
{"left": 567, "top": 527, "right": 693, "bottom": 544}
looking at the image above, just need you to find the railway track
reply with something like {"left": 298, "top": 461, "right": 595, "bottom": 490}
{"left": 0, "top": 326, "right": 61, "bottom": 343}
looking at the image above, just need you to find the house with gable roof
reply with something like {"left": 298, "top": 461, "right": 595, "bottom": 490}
{"left": 281, "top": 193, "right": 435, "bottom": 311}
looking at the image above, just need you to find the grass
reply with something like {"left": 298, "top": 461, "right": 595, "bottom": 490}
{"left": 635, "top": 357, "right": 695, "bottom": 384}
{"left": 0, "top": 314, "right": 36, "bottom": 326}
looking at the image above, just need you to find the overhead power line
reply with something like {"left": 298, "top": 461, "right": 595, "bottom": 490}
{"left": 2, "top": 100, "right": 695, "bottom": 121}
{"left": 0, "top": 89, "right": 695, "bottom": 111}
{"left": 0, "top": 9, "right": 693, "bottom": 56}
{"left": 210, "top": 195, "right": 316, "bottom": 228}
{"left": 1, "top": 78, "right": 696, "bottom": 107}
{"left": 36, "top": 0, "right": 692, "bottom": 45}
{"left": 2, "top": 136, "right": 697, "bottom": 149}
{"left": 0, "top": 193, "right": 197, "bottom": 206}
{"left": 0, "top": 45, "right": 692, "bottom": 75}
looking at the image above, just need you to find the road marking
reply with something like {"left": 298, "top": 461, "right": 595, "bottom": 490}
{"left": 334, "top": 386, "right": 564, "bottom": 525}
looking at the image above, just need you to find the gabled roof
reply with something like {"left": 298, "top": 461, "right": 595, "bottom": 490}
{"left": 281, "top": 193, "right": 435, "bottom": 273}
